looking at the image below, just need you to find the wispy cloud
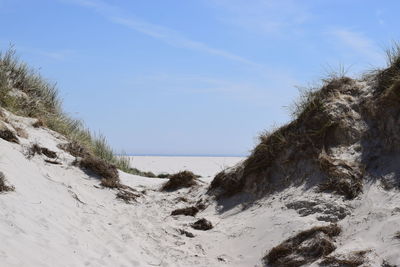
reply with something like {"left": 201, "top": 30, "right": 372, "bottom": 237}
{"left": 111, "top": 17, "right": 261, "bottom": 68}
{"left": 61, "top": 0, "right": 262, "bottom": 68}
{"left": 330, "top": 29, "right": 383, "bottom": 65}
{"left": 204, "top": 0, "right": 310, "bottom": 35}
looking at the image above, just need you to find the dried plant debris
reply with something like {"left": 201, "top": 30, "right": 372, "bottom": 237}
{"left": 44, "top": 159, "right": 61, "bottom": 165}
{"left": 171, "top": 206, "right": 200, "bottom": 217}
{"left": 28, "top": 144, "right": 57, "bottom": 159}
{"left": 178, "top": 229, "right": 195, "bottom": 238}
{"left": 161, "top": 171, "right": 198, "bottom": 191}
{"left": 191, "top": 218, "right": 213, "bottom": 231}
{"left": 116, "top": 189, "right": 140, "bottom": 203}
{"left": 76, "top": 155, "right": 121, "bottom": 189}
{"left": 264, "top": 224, "right": 341, "bottom": 267}
{"left": 318, "top": 152, "right": 364, "bottom": 199}
{"left": 0, "top": 128, "right": 19, "bottom": 143}
{"left": 0, "top": 172, "right": 14, "bottom": 192}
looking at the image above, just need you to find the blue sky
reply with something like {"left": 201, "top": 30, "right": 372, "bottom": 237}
{"left": 0, "top": 0, "right": 398, "bottom": 155}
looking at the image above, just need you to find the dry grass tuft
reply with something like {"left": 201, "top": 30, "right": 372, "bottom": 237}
{"left": 77, "top": 155, "right": 120, "bottom": 189}
{"left": 28, "top": 144, "right": 57, "bottom": 159}
{"left": 373, "top": 43, "right": 400, "bottom": 95}
{"left": 99, "top": 178, "right": 120, "bottom": 189}
{"left": 58, "top": 142, "right": 90, "bottom": 158}
{"left": 0, "top": 128, "right": 19, "bottom": 143}
{"left": 161, "top": 170, "right": 198, "bottom": 191}
{"left": 209, "top": 165, "right": 245, "bottom": 197}
{"left": 0, "top": 172, "right": 14, "bottom": 192}
{"left": 318, "top": 152, "right": 363, "bottom": 199}
{"left": 171, "top": 206, "right": 199, "bottom": 217}
{"left": 264, "top": 224, "right": 341, "bottom": 266}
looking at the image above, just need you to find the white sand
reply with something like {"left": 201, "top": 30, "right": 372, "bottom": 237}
{"left": 0, "top": 109, "right": 399, "bottom": 266}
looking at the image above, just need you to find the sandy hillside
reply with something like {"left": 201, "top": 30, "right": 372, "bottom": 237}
{"left": 3, "top": 48, "right": 400, "bottom": 267}
{"left": 1, "top": 101, "right": 400, "bottom": 267}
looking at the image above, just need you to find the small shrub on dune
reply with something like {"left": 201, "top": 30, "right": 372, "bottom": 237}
{"left": 161, "top": 170, "right": 198, "bottom": 191}
{"left": 264, "top": 224, "right": 341, "bottom": 266}
{"left": 0, "top": 172, "right": 14, "bottom": 192}
{"left": 77, "top": 155, "right": 120, "bottom": 189}
{"left": 209, "top": 166, "right": 245, "bottom": 197}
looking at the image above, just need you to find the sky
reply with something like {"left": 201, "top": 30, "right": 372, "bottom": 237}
{"left": 0, "top": 0, "right": 398, "bottom": 156}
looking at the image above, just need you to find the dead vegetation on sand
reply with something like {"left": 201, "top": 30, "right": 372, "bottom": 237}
{"left": 171, "top": 206, "right": 200, "bottom": 217}
{"left": 76, "top": 155, "right": 120, "bottom": 189}
{"left": 0, "top": 172, "right": 14, "bottom": 192}
{"left": 0, "top": 126, "right": 19, "bottom": 144}
{"left": 191, "top": 218, "right": 213, "bottom": 231}
{"left": 116, "top": 189, "right": 140, "bottom": 203}
{"left": 28, "top": 144, "right": 57, "bottom": 159}
{"left": 161, "top": 171, "right": 198, "bottom": 191}
{"left": 264, "top": 224, "right": 341, "bottom": 266}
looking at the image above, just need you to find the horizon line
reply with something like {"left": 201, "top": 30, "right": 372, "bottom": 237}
{"left": 117, "top": 153, "right": 247, "bottom": 157}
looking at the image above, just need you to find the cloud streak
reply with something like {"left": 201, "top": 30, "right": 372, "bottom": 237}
{"left": 204, "top": 0, "right": 310, "bottom": 35}
{"left": 330, "top": 29, "right": 383, "bottom": 65}
{"left": 63, "top": 0, "right": 262, "bottom": 68}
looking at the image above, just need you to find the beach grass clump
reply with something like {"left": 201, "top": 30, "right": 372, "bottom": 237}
{"left": 0, "top": 47, "right": 136, "bottom": 173}
{"left": 77, "top": 155, "right": 120, "bottom": 188}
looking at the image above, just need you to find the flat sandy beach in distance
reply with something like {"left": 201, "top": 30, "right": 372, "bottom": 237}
{"left": 127, "top": 156, "right": 245, "bottom": 178}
